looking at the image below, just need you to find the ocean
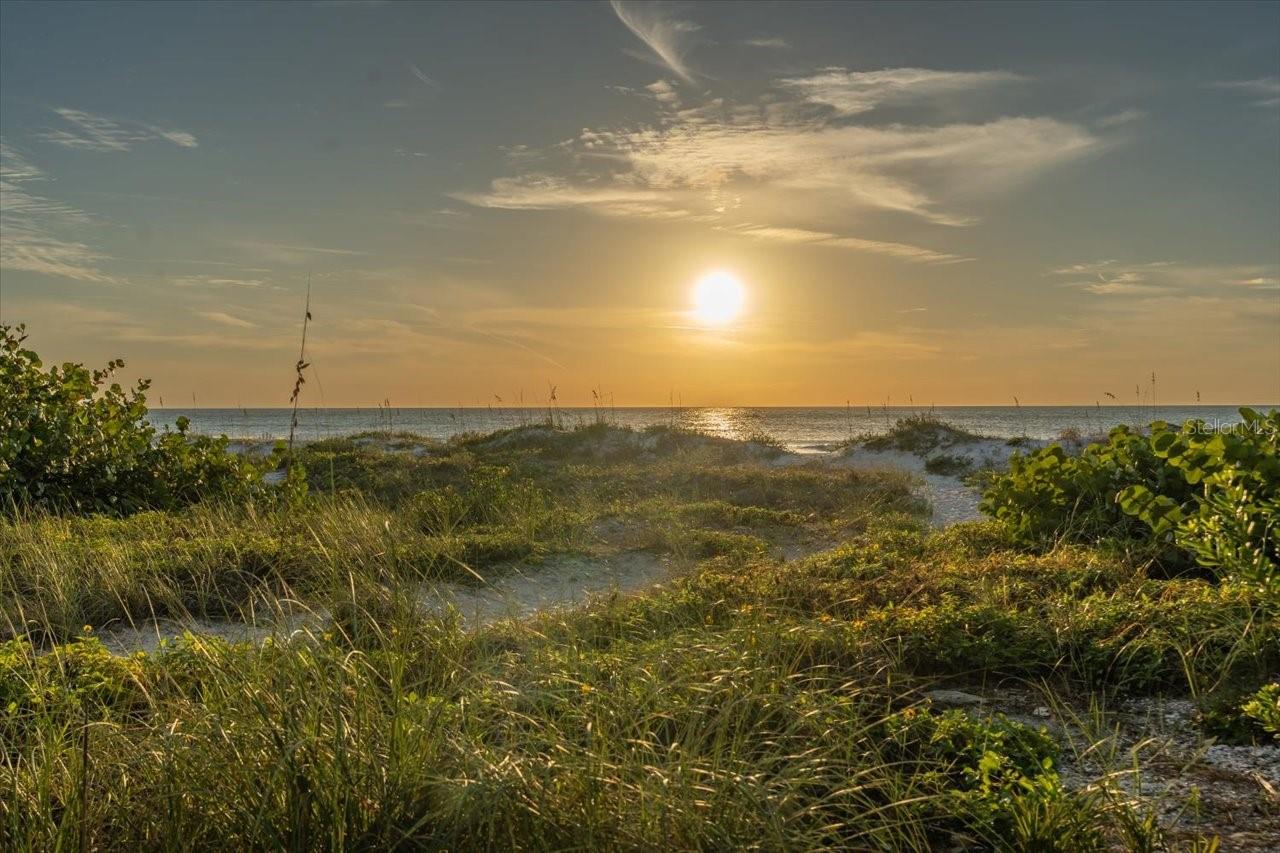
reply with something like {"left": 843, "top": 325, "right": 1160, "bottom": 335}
{"left": 150, "top": 405, "right": 1274, "bottom": 452}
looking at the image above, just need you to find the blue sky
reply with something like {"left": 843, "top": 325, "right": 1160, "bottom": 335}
{"left": 1, "top": 0, "right": 1277, "bottom": 405}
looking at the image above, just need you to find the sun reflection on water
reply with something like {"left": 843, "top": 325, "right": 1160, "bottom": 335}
{"left": 675, "top": 407, "right": 771, "bottom": 442}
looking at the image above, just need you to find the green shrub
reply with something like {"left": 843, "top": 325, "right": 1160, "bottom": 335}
{"left": 0, "top": 635, "right": 146, "bottom": 740}
{"left": 980, "top": 424, "right": 1192, "bottom": 550}
{"left": 0, "top": 325, "right": 283, "bottom": 515}
{"left": 1118, "top": 409, "right": 1278, "bottom": 600}
{"left": 982, "top": 409, "right": 1278, "bottom": 599}
{"left": 1197, "top": 681, "right": 1280, "bottom": 745}
{"left": 1241, "top": 683, "right": 1280, "bottom": 742}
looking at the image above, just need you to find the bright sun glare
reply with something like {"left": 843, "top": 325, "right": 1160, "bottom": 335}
{"left": 691, "top": 271, "right": 746, "bottom": 327}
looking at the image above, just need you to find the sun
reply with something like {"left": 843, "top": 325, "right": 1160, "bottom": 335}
{"left": 691, "top": 271, "right": 746, "bottom": 327}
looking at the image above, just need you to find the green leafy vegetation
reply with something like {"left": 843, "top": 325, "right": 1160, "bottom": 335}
{"left": 1198, "top": 682, "right": 1280, "bottom": 745}
{"left": 1, "top": 324, "right": 283, "bottom": 515}
{"left": 1118, "top": 409, "right": 1279, "bottom": 599}
{"left": 1242, "top": 683, "right": 1280, "bottom": 742}
{"left": 981, "top": 425, "right": 1192, "bottom": 551}
{"left": 982, "top": 409, "right": 1278, "bottom": 601}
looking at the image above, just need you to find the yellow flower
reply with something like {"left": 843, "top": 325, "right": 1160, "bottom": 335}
{"left": 580, "top": 683, "right": 594, "bottom": 694}
{"left": 81, "top": 625, "right": 93, "bottom": 635}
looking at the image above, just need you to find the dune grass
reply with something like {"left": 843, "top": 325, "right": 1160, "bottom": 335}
{"left": 860, "top": 414, "right": 988, "bottom": 454}
{"left": 6, "top": 520, "right": 1265, "bottom": 849}
{"left": 2, "top": 426, "right": 1274, "bottom": 850}
{"left": 2, "top": 430, "right": 915, "bottom": 643}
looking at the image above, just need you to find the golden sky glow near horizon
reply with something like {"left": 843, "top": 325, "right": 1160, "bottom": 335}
{"left": 0, "top": 2, "right": 1277, "bottom": 407}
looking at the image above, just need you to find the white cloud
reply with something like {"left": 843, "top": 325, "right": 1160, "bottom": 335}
{"left": 820, "top": 235, "right": 970, "bottom": 265}
{"left": 645, "top": 79, "right": 681, "bottom": 108}
{"left": 1233, "top": 276, "right": 1280, "bottom": 291}
{"left": 727, "top": 225, "right": 969, "bottom": 264}
{"left": 235, "top": 240, "right": 372, "bottom": 264}
{"left": 777, "top": 67, "right": 1023, "bottom": 116}
{"left": 149, "top": 127, "right": 199, "bottom": 148}
{"left": 0, "top": 144, "right": 44, "bottom": 182}
{"left": 1096, "top": 109, "right": 1146, "bottom": 128}
{"left": 610, "top": 0, "right": 700, "bottom": 84}
{"left": 407, "top": 63, "right": 441, "bottom": 90}
{"left": 452, "top": 175, "right": 690, "bottom": 220}
{"left": 173, "top": 275, "right": 267, "bottom": 288}
{"left": 39, "top": 108, "right": 199, "bottom": 151}
{"left": 198, "top": 310, "right": 257, "bottom": 329}
{"left": 0, "top": 224, "right": 117, "bottom": 283}
{"left": 1084, "top": 271, "right": 1169, "bottom": 296}
{"left": 1050, "top": 259, "right": 1280, "bottom": 296}
{"left": 0, "top": 141, "right": 117, "bottom": 282}
{"left": 729, "top": 226, "right": 836, "bottom": 243}
{"left": 743, "top": 37, "right": 789, "bottom": 49}
{"left": 1208, "top": 77, "right": 1280, "bottom": 108}
{"left": 457, "top": 69, "right": 1098, "bottom": 260}
{"left": 111, "top": 327, "right": 283, "bottom": 351}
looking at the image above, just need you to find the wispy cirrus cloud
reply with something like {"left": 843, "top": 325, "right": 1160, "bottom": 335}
{"left": 0, "top": 225, "right": 116, "bottom": 283}
{"left": 454, "top": 175, "right": 691, "bottom": 220}
{"left": 455, "top": 67, "right": 1098, "bottom": 264}
{"left": 726, "top": 225, "right": 969, "bottom": 265}
{"left": 756, "top": 329, "right": 945, "bottom": 361}
{"left": 1233, "top": 275, "right": 1280, "bottom": 290}
{"left": 39, "top": 107, "right": 198, "bottom": 151}
{"left": 407, "top": 63, "right": 441, "bottom": 90}
{"left": 235, "top": 240, "right": 372, "bottom": 264}
{"left": 198, "top": 310, "right": 257, "bottom": 329}
{"left": 0, "top": 141, "right": 118, "bottom": 282}
{"left": 610, "top": 0, "right": 700, "bottom": 84}
{"left": 173, "top": 274, "right": 268, "bottom": 288}
{"left": 1208, "top": 77, "right": 1280, "bottom": 108}
{"left": 778, "top": 67, "right": 1023, "bottom": 116}
{"left": 743, "top": 36, "right": 789, "bottom": 49}
{"left": 1050, "top": 259, "right": 1280, "bottom": 296}
{"left": 1096, "top": 109, "right": 1146, "bottom": 128}
{"left": 112, "top": 327, "right": 283, "bottom": 351}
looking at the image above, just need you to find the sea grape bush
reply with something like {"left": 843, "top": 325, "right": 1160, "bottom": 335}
{"left": 1, "top": 324, "right": 282, "bottom": 515}
{"left": 982, "top": 408, "right": 1278, "bottom": 600}
{"left": 980, "top": 424, "right": 1196, "bottom": 548}
{"left": 1118, "top": 408, "right": 1278, "bottom": 600}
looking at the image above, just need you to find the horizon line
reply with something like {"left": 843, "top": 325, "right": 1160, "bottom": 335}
{"left": 150, "top": 402, "right": 1279, "bottom": 411}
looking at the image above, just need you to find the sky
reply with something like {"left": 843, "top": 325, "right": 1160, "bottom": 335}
{"left": 1, "top": 0, "right": 1277, "bottom": 407}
